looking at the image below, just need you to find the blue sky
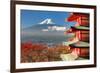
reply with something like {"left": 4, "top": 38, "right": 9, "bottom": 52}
{"left": 21, "top": 10, "right": 76, "bottom": 29}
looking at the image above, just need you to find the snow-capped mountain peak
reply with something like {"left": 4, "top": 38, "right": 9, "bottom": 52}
{"left": 39, "top": 18, "right": 55, "bottom": 24}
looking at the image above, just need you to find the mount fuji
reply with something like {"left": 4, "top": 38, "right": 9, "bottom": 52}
{"left": 21, "top": 18, "right": 72, "bottom": 43}
{"left": 22, "top": 18, "right": 66, "bottom": 32}
{"left": 39, "top": 18, "right": 55, "bottom": 24}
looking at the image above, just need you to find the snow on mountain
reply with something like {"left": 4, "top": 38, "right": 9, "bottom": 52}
{"left": 39, "top": 18, "right": 55, "bottom": 24}
{"left": 22, "top": 18, "right": 67, "bottom": 32}
{"left": 38, "top": 18, "right": 66, "bottom": 31}
{"left": 21, "top": 18, "right": 70, "bottom": 43}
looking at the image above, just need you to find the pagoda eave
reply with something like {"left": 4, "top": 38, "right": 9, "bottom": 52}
{"left": 69, "top": 41, "right": 89, "bottom": 48}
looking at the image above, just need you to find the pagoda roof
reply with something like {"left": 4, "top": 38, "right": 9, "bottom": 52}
{"left": 69, "top": 41, "right": 89, "bottom": 48}
{"left": 67, "top": 13, "right": 89, "bottom": 21}
{"left": 66, "top": 26, "right": 89, "bottom": 33}
{"left": 67, "top": 15, "right": 79, "bottom": 21}
{"left": 71, "top": 26, "right": 89, "bottom": 31}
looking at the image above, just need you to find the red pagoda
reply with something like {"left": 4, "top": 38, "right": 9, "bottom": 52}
{"left": 66, "top": 13, "right": 90, "bottom": 59}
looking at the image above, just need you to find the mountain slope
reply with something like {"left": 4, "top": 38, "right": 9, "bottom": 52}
{"left": 21, "top": 18, "right": 72, "bottom": 43}
{"left": 22, "top": 18, "right": 68, "bottom": 36}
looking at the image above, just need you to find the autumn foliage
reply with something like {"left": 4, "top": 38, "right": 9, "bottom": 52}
{"left": 21, "top": 42, "right": 71, "bottom": 63}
